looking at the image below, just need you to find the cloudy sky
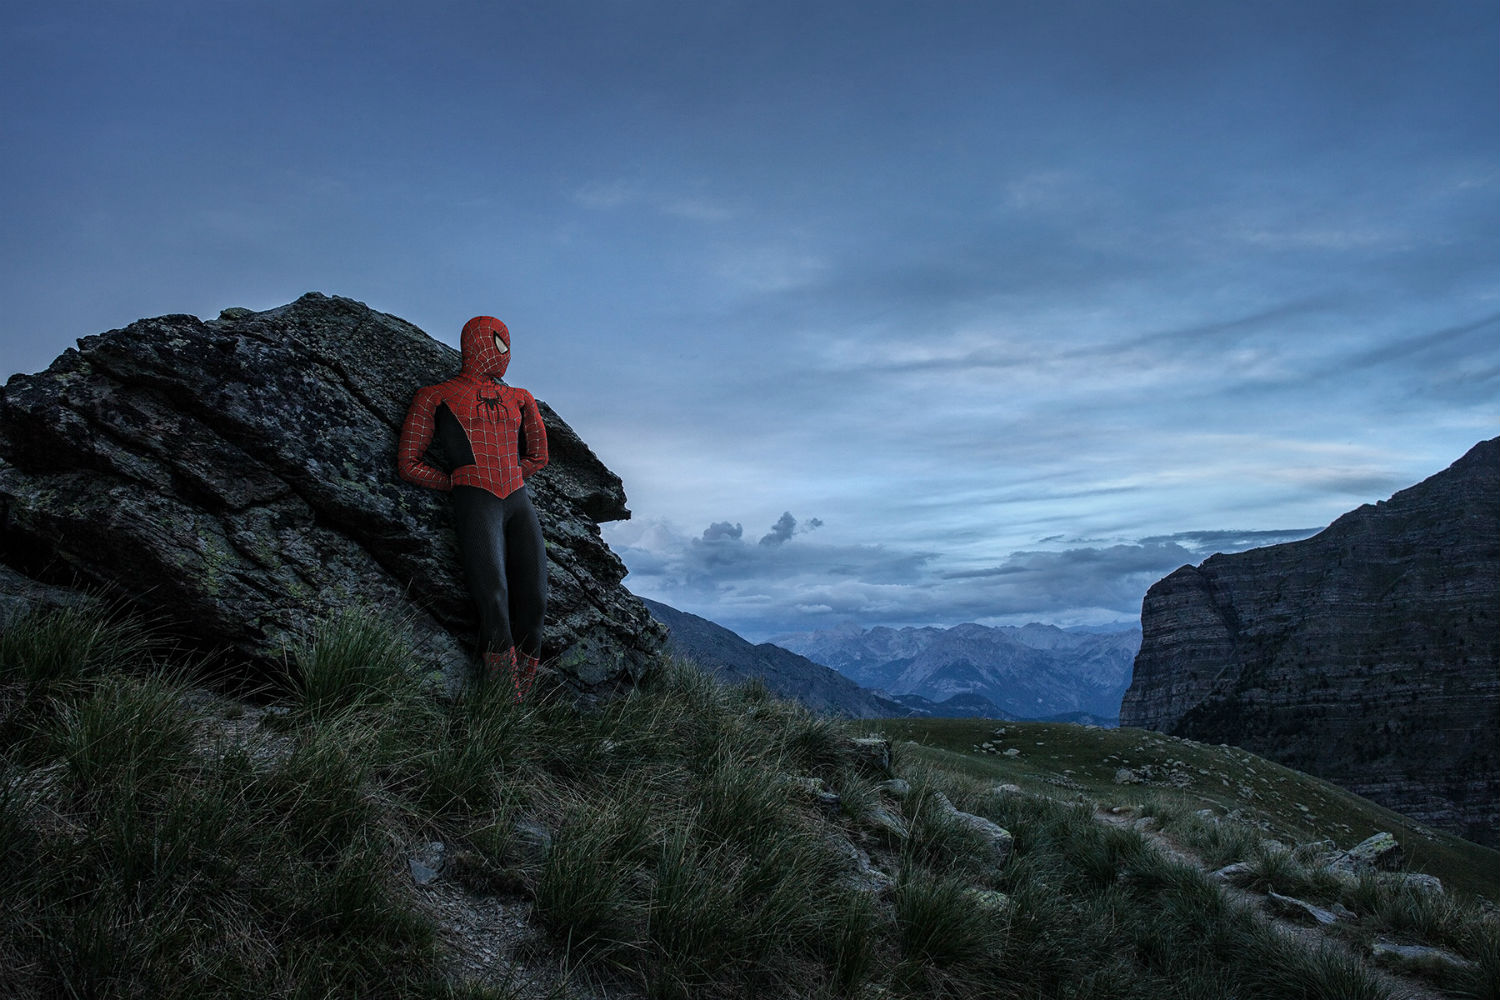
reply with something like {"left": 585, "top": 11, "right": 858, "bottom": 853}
{"left": 3, "top": 2, "right": 1495, "bottom": 642}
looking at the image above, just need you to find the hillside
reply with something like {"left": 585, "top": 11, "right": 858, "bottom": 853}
{"left": 3, "top": 604, "right": 1496, "bottom": 999}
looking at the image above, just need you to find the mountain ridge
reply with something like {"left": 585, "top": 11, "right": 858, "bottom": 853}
{"left": 773, "top": 620, "right": 1140, "bottom": 723}
{"left": 638, "top": 597, "right": 914, "bottom": 718}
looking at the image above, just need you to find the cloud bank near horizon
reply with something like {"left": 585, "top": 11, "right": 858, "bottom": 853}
{"left": 605, "top": 513, "right": 1320, "bottom": 643}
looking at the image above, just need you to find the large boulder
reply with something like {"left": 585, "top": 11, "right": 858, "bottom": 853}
{"left": 0, "top": 292, "right": 665, "bottom": 694}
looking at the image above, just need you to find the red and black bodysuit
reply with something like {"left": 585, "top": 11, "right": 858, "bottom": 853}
{"left": 397, "top": 315, "right": 549, "bottom": 700}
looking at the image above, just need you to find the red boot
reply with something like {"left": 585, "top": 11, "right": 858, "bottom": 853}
{"left": 484, "top": 647, "right": 517, "bottom": 691}
{"left": 514, "top": 652, "right": 539, "bottom": 704}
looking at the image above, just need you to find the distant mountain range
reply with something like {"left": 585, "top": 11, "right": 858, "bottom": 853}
{"left": 639, "top": 599, "right": 1140, "bottom": 722}
{"left": 771, "top": 621, "right": 1140, "bottom": 724}
{"left": 638, "top": 598, "right": 913, "bottom": 718}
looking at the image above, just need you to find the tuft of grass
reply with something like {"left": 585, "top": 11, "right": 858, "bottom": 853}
{"left": 775, "top": 707, "right": 853, "bottom": 776}
{"left": 534, "top": 787, "right": 654, "bottom": 965}
{"left": 1063, "top": 809, "right": 1150, "bottom": 892}
{"left": 1242, "top": 922, "right": 1391, "bottom": 1000}
{"left": 819, "top": 887, "right": 880, "bottom": 997}
{"left": 1461, "top": 917, "right": 1500, "bottom": 1000}
{"left": 1235, "top": 842, "right": 1346, "bottom": 903}
{"left": 1368, "top": 880, "right": 1471, "bottom": 952}
{"left": 1136, "top": 791, "right": 1193, "bottom": 828}
{"left": 830, "top": 763, "right": 882, "bottom": 824}
{"left": 645, "top": 825, "right": 746, "bottom": 997}
{"left": 253, "top": 716, "right": 377, "bottom": 856}
{"left": 289, "top": 604, "right": 424, "bottom": 719}
{"left": 892, "top": 865, "right": 1004, "bottom": 968}
{"left": 0, "top": 603, "right": 158, "bottom": 689}
{"left": 1180, "top": 814, "right": 1263, "bottom": 868}
{"left": 692, "top": 740, "right": 792, "bottom": 852}
{"left": 53, "top": 674, "right": 198, "bottom": 791}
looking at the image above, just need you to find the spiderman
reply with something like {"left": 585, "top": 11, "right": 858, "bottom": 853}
{"left": 397, "top": 315, "right": 549, "bottom": 701}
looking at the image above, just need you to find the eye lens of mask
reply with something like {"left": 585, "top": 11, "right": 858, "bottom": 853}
{"left": 493, "top": 333, "right": 508, "bottom": 353}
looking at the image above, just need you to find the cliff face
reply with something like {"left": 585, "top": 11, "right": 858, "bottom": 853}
{"left": 0, "top": 293, "right": 665, "bottom": 694}
{"left": 1121, "top": 438, "right": 1500, "bottom": 847}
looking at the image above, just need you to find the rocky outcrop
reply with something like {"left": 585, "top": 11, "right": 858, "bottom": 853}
{"left": 1121, "top": 438, "right": 1499, "bottom": 847}
{"left": 0, "top": 293, "right": 665, "bottom": 693}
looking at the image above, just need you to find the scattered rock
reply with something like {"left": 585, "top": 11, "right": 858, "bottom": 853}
{"left": 1266, "top": 890, "right": 1343, "bottom": 926}
{"left": 1296, "top": 838, "right": 1338, "bottom": 862}
{"left": 1379, "top": 871, "right": 1444, "bottom": 896}
{"left": 847, "top": 736, "right": 893, "bottom": 776}
{"left": 1211, "top": 861, "right": 1255, "bottom": 885}
{"left": 409, "top": 841, "right": 445, "bottom": 886}
{"left": 930, "top": 792, "right": 1014, "bottom": 867}
{"left": 785, "top": 774, "right": 842, "bottom": 813}
{"left": 863, "top": 805, "right": 909, "bottom": 841}
{"left": 876, "top": 778, "right": 911, "bottom": 799}
{"left": 1328, "top": 832, "right": 1405, "bottom": 875}
{"left": 510, "top": 818, "right": 552, "bottom": 862}
{"left": 966, "top": 888, "right": 1011, "bottom": 914}
{"left": 829, "top": 837, "right": 896, "bottom": 896}
{"left": 1370, "top": 940, "right": 1477, "bottom": 976}
{"left": 0, "top": 564, "right": 97, "bottom": 628}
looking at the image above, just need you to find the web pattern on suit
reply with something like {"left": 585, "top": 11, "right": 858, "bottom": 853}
{"left": 396, "top": 373, "right": 549, "bottom": 499}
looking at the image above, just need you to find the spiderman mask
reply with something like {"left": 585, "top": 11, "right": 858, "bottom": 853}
{"left": 461, "top": 315, "right": 511, "bottom": 380}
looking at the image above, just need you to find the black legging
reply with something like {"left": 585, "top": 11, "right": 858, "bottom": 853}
{"left": 449, "top": 484, "right": 547, "bottom": 661}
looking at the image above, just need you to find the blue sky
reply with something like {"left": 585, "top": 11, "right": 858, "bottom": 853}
{"left": 3, "top": 1, "right": 1496, "bottom": 641}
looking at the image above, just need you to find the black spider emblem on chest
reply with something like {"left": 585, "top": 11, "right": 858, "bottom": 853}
{"left": 476, "top": 389, "right": 505, "bottom": 422}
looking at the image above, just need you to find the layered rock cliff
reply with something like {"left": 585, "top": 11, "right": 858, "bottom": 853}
{"left": 1121, "top": 438, "right": 1499, "bottom": 846}
{"left": 0, "top": 293, "right": 665, "bottom": 694}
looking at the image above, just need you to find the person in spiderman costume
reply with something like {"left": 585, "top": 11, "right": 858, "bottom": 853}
{"left": 397, "top": 316, "right": 549, "bottom": 702}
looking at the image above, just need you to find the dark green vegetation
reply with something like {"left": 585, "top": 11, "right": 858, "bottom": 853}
{"left": 2, "top": 606, "right": 1496, "bottom": 999}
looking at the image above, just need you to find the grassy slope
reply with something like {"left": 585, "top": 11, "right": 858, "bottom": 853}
{"left": 872, "top": 717, "right": 1500, "bottom": 902}
{"left": 3, "top": 604, "right": 1497, "bottom": 999}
